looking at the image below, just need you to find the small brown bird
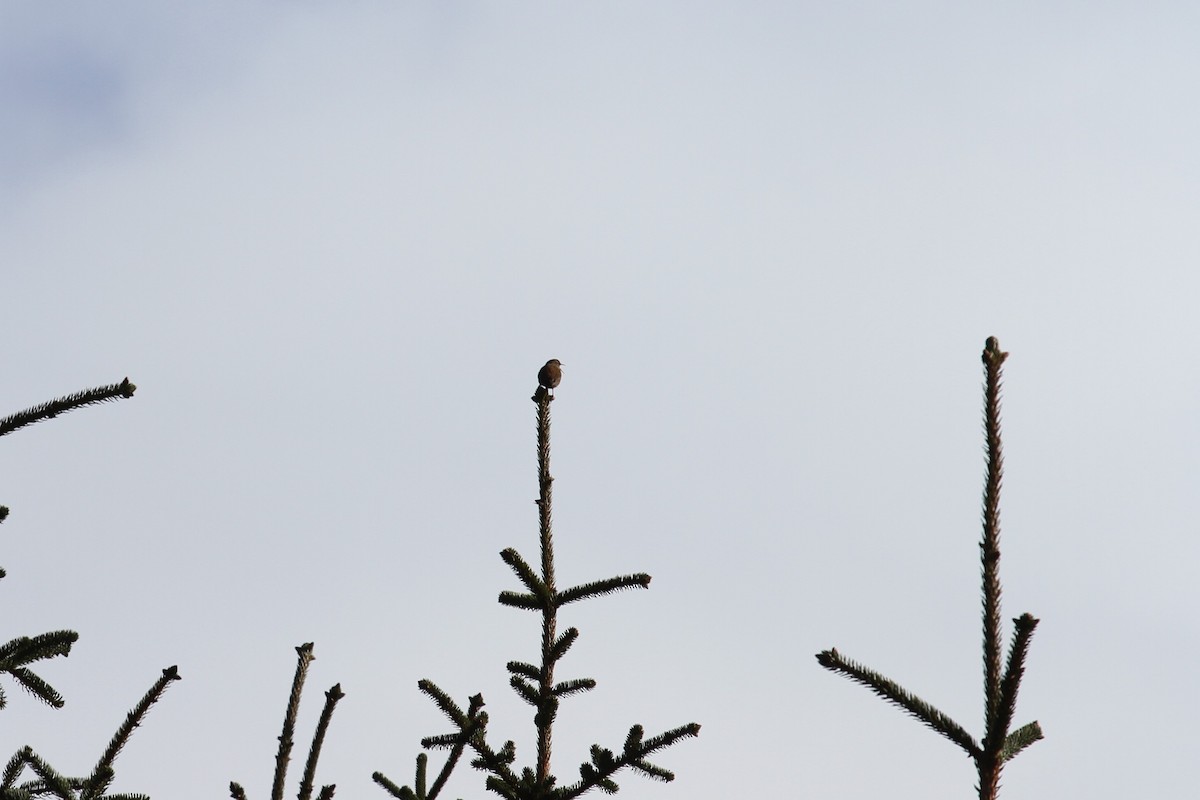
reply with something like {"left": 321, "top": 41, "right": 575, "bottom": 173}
{"left": 538, "top": 359, "right": 563, "bottom": 396}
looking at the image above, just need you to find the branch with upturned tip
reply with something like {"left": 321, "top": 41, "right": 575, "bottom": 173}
{"left": 0, "top": 666, "right": 179, "bottom": 799}
{"left": 816, "top": 648, "right": 981, "bottom": 758}
{"left": 989, "top": 614, "right": 1043, "bottom": 762}
{"left": 0, "top": 378, "right": 136, "bottom": 439}
{"left": 0, "top": 630, "right": 79, "bottom": 709}
{"left": 0, "top": 377, "right": 136, "bottom": 527}
{"left": 297, "top": 683, "right": 345, "bottom": 800}
{"left": 88, "top": 665, "right": 182, "bottom": 791}
{"left": 816, "top": 338, "right": 1042, "bottom": 800}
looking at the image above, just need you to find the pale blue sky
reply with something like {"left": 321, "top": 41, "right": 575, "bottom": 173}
{"left": 2, "top": 3, "right": 1198, "bottom": 798}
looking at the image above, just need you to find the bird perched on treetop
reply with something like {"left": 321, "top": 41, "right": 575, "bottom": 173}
{"left": 538, "top": 359, "right": 563, "bottom": 396}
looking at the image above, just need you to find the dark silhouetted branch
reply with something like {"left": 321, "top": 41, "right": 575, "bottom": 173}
{"left": 818, "top": 338, "right": 1042, "bottom": 800}
{"left": 0, "top": 378, "right": 136, "bottom": 440}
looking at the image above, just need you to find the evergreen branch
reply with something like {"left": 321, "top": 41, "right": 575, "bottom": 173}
{"left": 987, "top": 614, "right": 1039, "bottom": 755}
{"left": 272, "top": 643, "right": 315, "bottom": 800}
{"left": 425, "top": 700, "right": 484, "bottom": 800}
{"left": 622, "top": 725, "right": 643, "bottom": 756}
{"left": 417, "top": 680, "right": 469, "bottom": 727}
{"left": 229, "top": 782, "right": 248, "bottom": 800}
{"left": 472, "top": 748, "right": 522, "bottom": 795}
{"left": 534, "top": 697, "right": 560, "bottom": 730}
{"left": 816, "top": 648, "right": 981, "bottom": 758}
{"left": 0, "top": 629, "right": 80, "bottom": 710}
{"left": 414, "top": 753, "right": 427, "bottom": 799}
{"left": 1, "top": 740, "right": 154, "bottom": 799}
{"left": 0, "top": 631, "right": 78, "bottom": 665}
{"left": 632, "top": 722, "right": 702, "bottom": 757}
{"left": 532, "top": 389, "right": 558, "bottom": 786}
{"left": 556, "top": 575, "right": 651, "bottom": 606}
{"left": 467, "top": 731, "right": 521, "bottom": 795}
{"left": 6, "top": 748, "right": 73, "bottom": 799}
{"left": 0, "top": 379, "right": 136, "bottom": 440}
{"left": 484, "top": 773, "right": 519, "bottom": 800}
{"left": 629, "top": 760, "right": 674, "bottom": 782}
{"left": 382, "top": 695, "right": 490, "bottom": 800}
{"left": 624, "top": 728, "right": 675, "bottom": 785}
{"left": 468, "top": 738, "right": 518, "bottom": 787}
{"left": 588, "top": 745, "right": 615, "bottom": 772}
{"left": 2, "top": 748, "right": 25, "bottom": 788}
{"left": 510, "top": 676, "right": 539, "bottom": 706}
{"left": 316, "top": 786, "right": 335, "bottom": 800}
{"left": 980, "top": 337, "right": 1007, "bottom": 735}
{"left": 525, "top": 767, "right": 557, "bottom": 798}
{"left": 500, "top": 549, "right": 550, "bottom": 603}
{"left": 379, "top": 366, "right": 698, "bottom": 800}
{"left": 419, "top": 734, "right": 463, "bottom": 750}
{"left": 550, "top": 678, "right": 595, "bottom": 699}
{"left": 576, "top": 760, "right": 618, "bottom": 796}
{"left": 5, "top": 668, "right": 65, "bottom": 709}
{"left": 557, "top": 723, "right": 700, "bottom": 800}
{"left": 85, "top": 665, "right": 181, "bottom": 798}
{"left": 1000, "top": 721, "right": 1044, "bottom": 763}
{"left": 497, "top": 592, "right": 543, "bottom": 611}
{"left": 815, "top": 340, "right": 1040, "bottom": 799}
{"left": 297, "top": 684, "right": 344, "bottom": 800}
{"left": 370, "top": 771, "right": 409, "bottom": 800}
{"left": 548, "top": 629, "right": 579, "bottom": 664}
{"left": 507, "top": 661, "right": 540, "bottom": 681}
{"left": 0, "top": 506, "right": 8, "bottom": 525}
{"left": 79, "top": 766, "right": 114, "bottom": 800}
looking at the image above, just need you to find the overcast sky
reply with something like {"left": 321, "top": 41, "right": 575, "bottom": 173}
{"left": 2, "top": 3, "right": 1198, "bottom": 799}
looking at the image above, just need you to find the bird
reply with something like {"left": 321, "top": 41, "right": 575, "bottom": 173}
{"left": 538, "top": 359, "right": 563, "bottom": 396}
